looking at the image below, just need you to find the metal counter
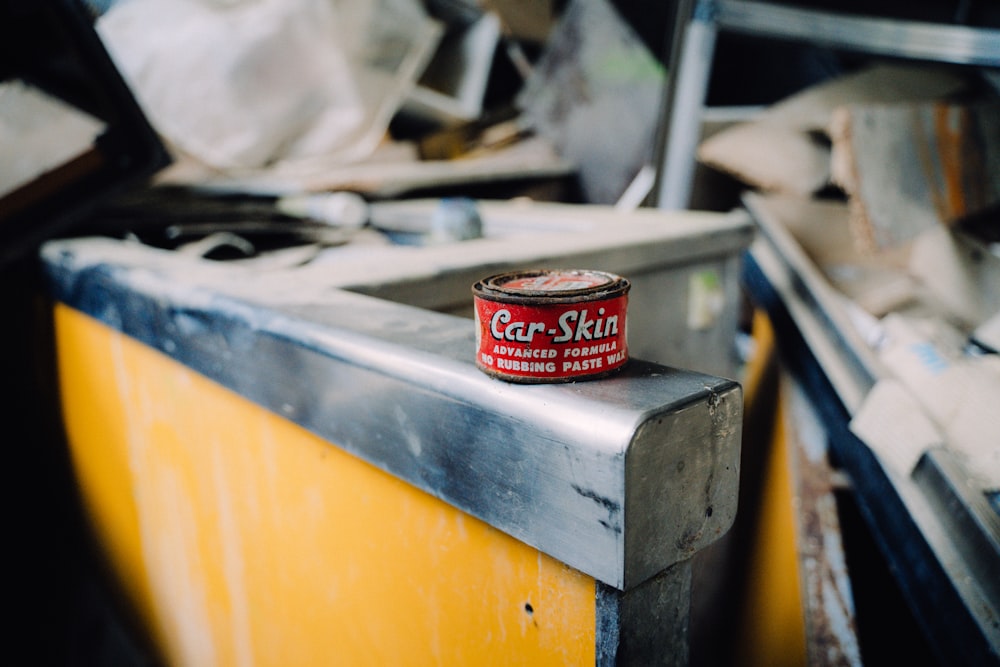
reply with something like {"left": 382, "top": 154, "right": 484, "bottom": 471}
{"left": 41, "top": 207, "right": 746, "bottom": 665}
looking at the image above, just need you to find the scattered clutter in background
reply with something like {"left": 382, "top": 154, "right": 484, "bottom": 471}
{"left": 3, "top": 1, "right": 1000, "bottom": 664}
{"left": 704, "top": 55, "right": 1000, "bottom": 608}
{"left": 515, "top": 0, "right": 666, "bottom": 204}
{"left": 96, "top": 0, "right": 443, "bottom": 170}
{"left": 86, "top": 0, "right": 670, "bottom": 205}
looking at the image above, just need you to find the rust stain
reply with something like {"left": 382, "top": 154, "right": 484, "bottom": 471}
{"left": 788, "top": 399, "right": 862, "bottom": 666}
{"left": 934, "top": 104, "right": 968, "bottom": 220}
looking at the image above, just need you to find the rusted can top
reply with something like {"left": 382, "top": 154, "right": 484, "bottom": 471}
{"left": 472, "top": 269, "right": 630, "bottom": 383}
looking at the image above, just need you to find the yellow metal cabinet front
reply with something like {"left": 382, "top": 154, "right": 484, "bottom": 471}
{"left": 56, "top": 304, "right": 596, "bottom": 666}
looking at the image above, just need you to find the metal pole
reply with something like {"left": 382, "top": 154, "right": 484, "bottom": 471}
{"left": 652, "top": 0, "right": 719, "bottom": 210}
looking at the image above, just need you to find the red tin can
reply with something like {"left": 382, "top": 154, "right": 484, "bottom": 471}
{"left": 472, "top": 269, "right": 630, "bottom": 383}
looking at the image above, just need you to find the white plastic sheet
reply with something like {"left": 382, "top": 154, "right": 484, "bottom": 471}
{"left": 97, "top": 0, "right": 441, "bottom": 170}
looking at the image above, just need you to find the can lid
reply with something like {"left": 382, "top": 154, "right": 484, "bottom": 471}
{"left": 476, "top": 269, "right": 628, "bottom": 302}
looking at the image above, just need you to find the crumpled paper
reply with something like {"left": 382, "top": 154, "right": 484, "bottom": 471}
{"left": 97, "top": 0, "right": 440, "bottom": 171}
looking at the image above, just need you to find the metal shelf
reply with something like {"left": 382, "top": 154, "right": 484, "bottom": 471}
{"left": 741, "top": 183, "right": 1000, "bottom": 665}
{"left": 743, "top": 232, "right": 1000, "bottom": 667}
{"left": 712, "top": 1, "right": 1000, "bottom": 66}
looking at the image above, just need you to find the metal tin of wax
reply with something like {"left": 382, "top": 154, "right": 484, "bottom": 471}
{"left": 472, "top": 269, "right": 630, "bottom": 383}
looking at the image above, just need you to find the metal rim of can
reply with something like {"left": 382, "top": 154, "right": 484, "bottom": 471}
{"left": 472, "top": 269, "right": 630, "bottom": 305}
{"left": 472, "top": 269, "right": 631, "bottom": 384}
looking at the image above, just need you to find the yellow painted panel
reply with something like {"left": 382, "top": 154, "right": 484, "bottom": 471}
{"left": 736, "top": 313, "right": 807, "bottom": 667}
{"left": 741, "top": 310, "right": 774, "bottom": 410}
{"left": 55, "top": 304, "right": 596, "bottom": 666}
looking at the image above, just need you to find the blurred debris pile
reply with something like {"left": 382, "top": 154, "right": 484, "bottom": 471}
{"left": 700, "top": 59, "right": 1000, "bottom": 500}
{"left": 514, "top": 0, "right": 666, "bottom": 205}
{"left": 93, "top": 0, "right": 664, "bottom": 205}
{"left": 96, "top": 0, "right": 443, "bottom": 172}
{"left": 698, "top": 62, "right": 1000, "bottom": 330}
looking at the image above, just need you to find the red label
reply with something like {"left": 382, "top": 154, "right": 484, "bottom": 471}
{"left": 473, "top": 295, "right": 628, "bottom": 382}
